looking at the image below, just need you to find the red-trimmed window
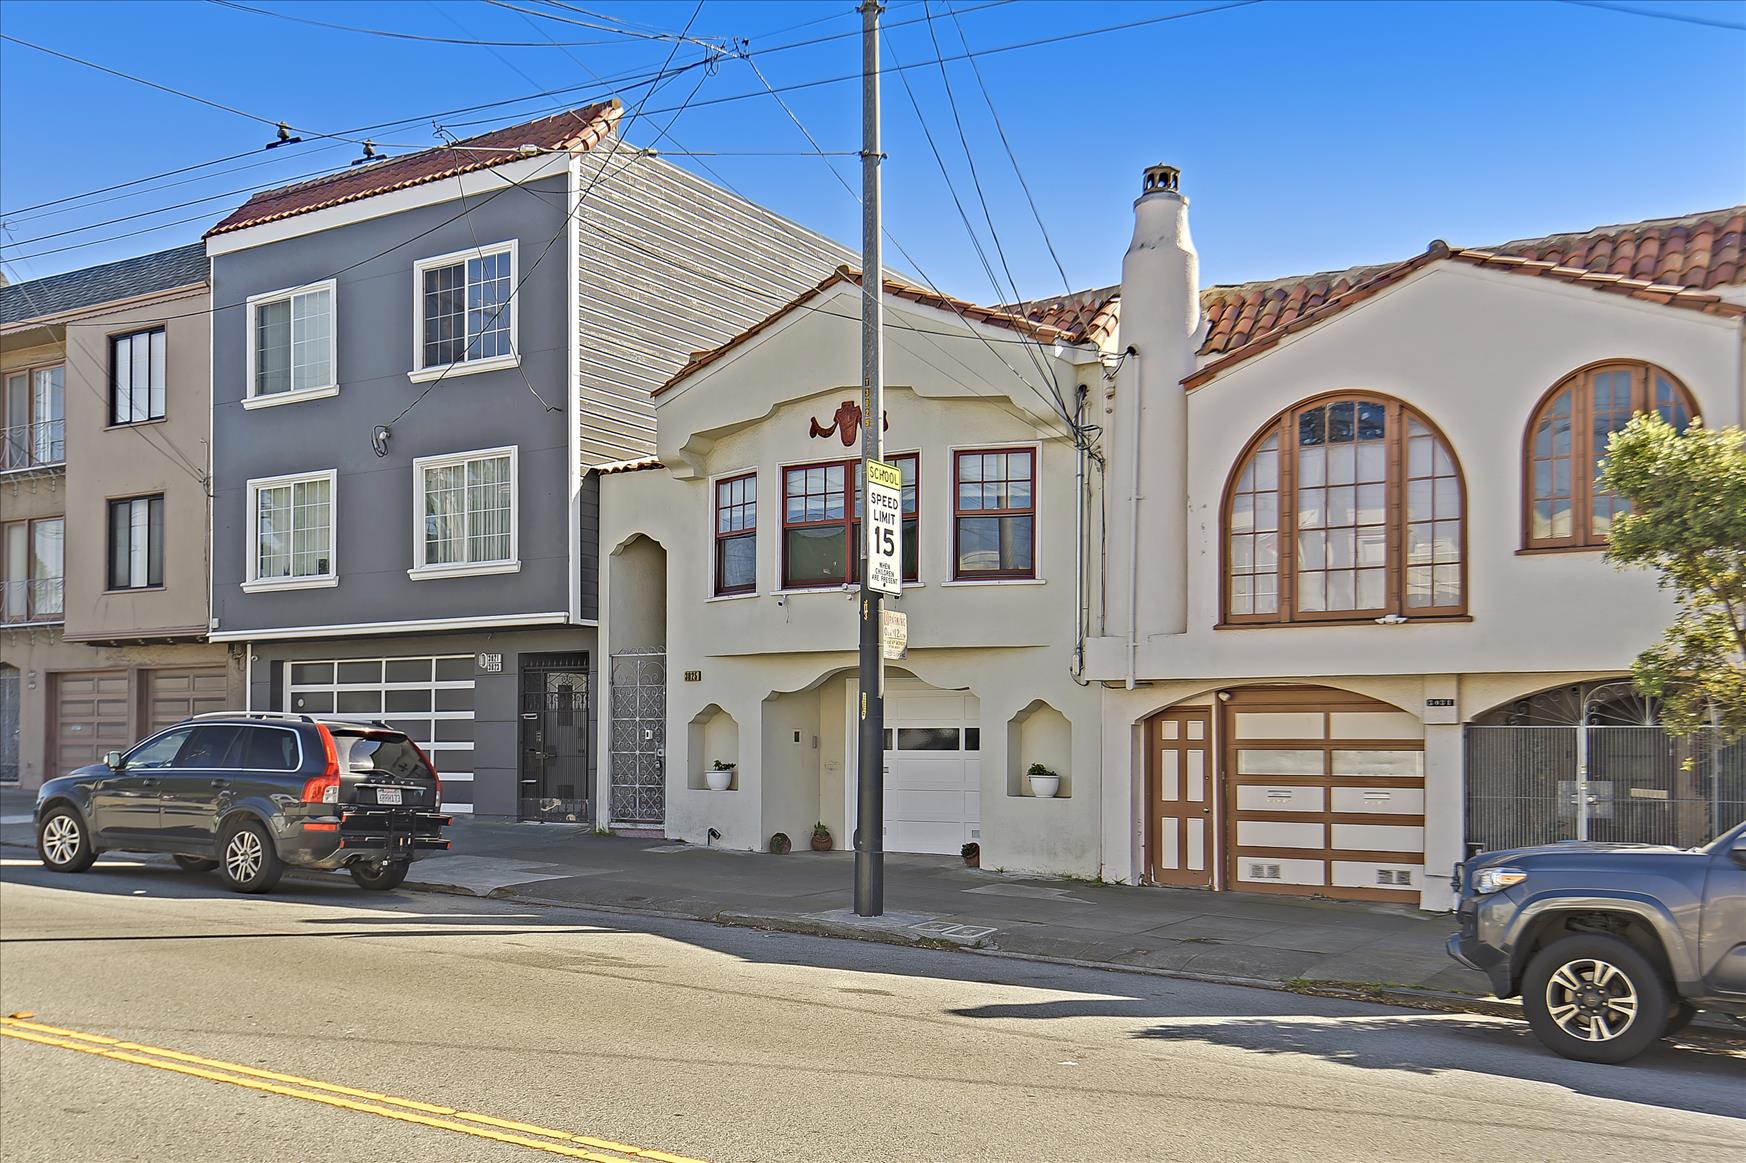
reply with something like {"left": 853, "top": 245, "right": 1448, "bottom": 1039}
{"left": 953, "top": 448, "right": 1035, "bottom": 579}
{"left": 782, "top": 454, "right": 917, "bottom": 589}
{"left": 714, "top": 473, "right": 756, "bottom": 595}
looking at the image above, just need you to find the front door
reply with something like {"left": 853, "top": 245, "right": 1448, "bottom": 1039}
{"left": 1700, "top": 828, "right": 1746, "bottom": 996}
{"left": 1148, "top": 708, "right": 1215, "bottom": 888}
{"left": 519, "top": 655, "right": 590, "bottom": 822}
{"left": 608, "top": 652, "right": 666, "bottom": 827}
{"left": 92, "top": 725, "right": 191, "bottom": 842}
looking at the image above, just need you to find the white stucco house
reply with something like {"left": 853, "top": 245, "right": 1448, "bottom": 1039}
{"left": 597, "top": 163, "right": 1745, "bottom": 910}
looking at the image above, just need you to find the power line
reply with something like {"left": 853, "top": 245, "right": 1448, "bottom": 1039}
{"left": 205, "top": 0, "right": 651, "bottom": 47}
{"left": 1560, "top": 0, "right": 1746, "bottom": 31}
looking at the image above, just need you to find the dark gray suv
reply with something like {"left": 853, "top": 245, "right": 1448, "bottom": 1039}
{"left": 34, "top": 712, "right": 450, "bottom": 894}
{"left": 1448, "top": 819, "right": 1746, "bottom": 1063}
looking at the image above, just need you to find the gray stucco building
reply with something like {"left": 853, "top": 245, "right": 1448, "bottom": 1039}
{"left": 204, "top": 103, "right": 851, "bottom": 821}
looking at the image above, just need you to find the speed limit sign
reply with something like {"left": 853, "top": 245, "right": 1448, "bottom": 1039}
{"left": 865, "top": 459, "right": 903, "bottom": 596}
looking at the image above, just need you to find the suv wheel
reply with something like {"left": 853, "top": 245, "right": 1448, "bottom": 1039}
{"left": 219, "top": 820, "right": 284, "bottom": 894}
{"left": 37, "top": 807, "right": 97, "bottom": 873}
{"left": 349, "top": 860, "right": 409, "bottom": 891}
{"left": 172, "top": 855, "right": 219, "bottom": 873}
{"left": 1522, "top": 935, "right": 1669, "bottom": 1064}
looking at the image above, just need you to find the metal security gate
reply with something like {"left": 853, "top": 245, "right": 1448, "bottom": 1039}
{"left": 609, "top": 651, "right": 665, "bottom": 827}
{"left": 1466, "top": 725, "right": 1746, "bottom": 852}
{"left": 519, "top": 654, "right": 590, "bottom": 822}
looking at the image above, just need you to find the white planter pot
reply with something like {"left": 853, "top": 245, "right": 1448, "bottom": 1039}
{"left": 1028, "top": 774, "right": 1060, "bottom": 799}
{"left": 706, "top": 768, "right": 734, "bottom": 792}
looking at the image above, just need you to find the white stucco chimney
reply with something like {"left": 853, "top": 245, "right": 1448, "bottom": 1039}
{"left": 1107, "top": 164, "right": 1198, "bottom": 659}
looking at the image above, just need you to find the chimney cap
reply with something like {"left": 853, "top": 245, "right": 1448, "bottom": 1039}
{"left": 1141, "top": 164, "right": 1181, "bottom": 197}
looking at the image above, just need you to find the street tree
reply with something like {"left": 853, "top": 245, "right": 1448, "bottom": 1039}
{"left": 1600, "top": 414, "right": 1746, "bottom": 740}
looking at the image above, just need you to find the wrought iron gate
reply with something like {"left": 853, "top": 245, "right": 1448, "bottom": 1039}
{"left": 609, "top": 651, "right": 666, "bottom": 826}
{"left": 518, "top": 655, "right": 590, "bottom": 822}
{"left": 1466, "top": 725, "right": 1746, "bottom": 853}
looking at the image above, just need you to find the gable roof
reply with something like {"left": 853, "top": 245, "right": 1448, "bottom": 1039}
{"left": 1196, "top": 206, "right": 1745, "bottom": 365}
{"left": 206, "top": 102, "right": 622, "bottom": 238}
{"left": 652, "top": 266, "right": 1070, "bottom": 397}
{"left": 0, "top": 242, "right": 207, "bottom": 326}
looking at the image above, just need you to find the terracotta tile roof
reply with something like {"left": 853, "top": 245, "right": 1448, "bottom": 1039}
{"left": 206, "top": 102, "right": 623, "bottom": 238}
{"left": 593, "top": 457, "right": 663, "bottom": 475}
{"left": 1197, "top": 206, "right": 1745, "bottom": 361}
{"left": 1004, "top": 284, "right": 1121, "bottom": 346}
{"left": 652, "top": 266, "right": 1069, "bottom": 397}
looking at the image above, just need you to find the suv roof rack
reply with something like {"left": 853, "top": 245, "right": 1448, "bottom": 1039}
{"left": 182, "top": 710, "right": 316, "bottom": 724}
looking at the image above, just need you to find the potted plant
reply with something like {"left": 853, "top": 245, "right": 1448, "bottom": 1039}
{"left": 961, "top": 841, "right": 980, "bottom": 868}
{"left": 706, "top": 759, "right": 734, "bottom": 792}
{"left": 811, "top": 822, "right": 833, "bottom": 852}
{"left": 1026, "top": 762, "right": 1061, "bottom": 799}
{"left": 769, "top": 832, "right": 792, "bottom": 855}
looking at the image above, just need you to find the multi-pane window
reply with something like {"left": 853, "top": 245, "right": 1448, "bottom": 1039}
{"left": 416, "top": 449, "right": 515, "bottom": 572}
{"left": 1225, "top": 396, "right": 1464, "bottom": 623}
{"left": 954, "top": 448, "right": 1034, "bottom": 579}
{"left": 715, "top": 473, "right": 757, "bottom": 595}
{"left": 249, "top": 283, "right": 334, "bottom": 400}
{"left": 416, "top": 244, "right": 514, "bottom": 371}
{"left": 2, "top": 518, "right": 63, "bottom": 622}
{"left": 1525, "top": 361, "right": 1696, "bottom": 549}
{"left": 107, "top": 495, "right": 165, "bottom": 590}
{"left": 3, "top": 364, "right": 64, "bottom": 470}
{"left": 250, "top": 473, "right": 334, "bottom": 584}
{"left": 110, "top": 328, "right": 166, "bottom": 424}
{"left": 781, "top": 454, "right": 917, "bottom": 589}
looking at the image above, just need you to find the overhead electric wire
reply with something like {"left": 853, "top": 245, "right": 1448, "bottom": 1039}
{"left": 205, "top": 0, "right": 654, "bottom": 47}
{"left": 1560, "top": 0, "right": 1746, "bottom": 31}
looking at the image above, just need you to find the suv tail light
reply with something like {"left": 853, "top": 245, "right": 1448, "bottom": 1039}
{"left": 302, "top": 724, "right": 342, "bottom": 804}
{"left": 409, "top": 738, "right": 442, "bottom": 804}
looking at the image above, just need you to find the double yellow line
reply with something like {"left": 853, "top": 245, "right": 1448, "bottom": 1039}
{"left": 0, "top": 1015, "right": 705, "bottom": 1162}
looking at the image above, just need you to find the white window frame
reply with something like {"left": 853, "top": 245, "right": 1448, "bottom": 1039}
{"left": 409, "top": 241, "right": 520, "bottom": 383}
{"left": 409, "top": 445, "right": 520, "bottom": 580}
{"left": 243, "top": 469, "right": 338, "bottom": 592}
{"left": 243, "top": 279, "right": 338, "bottom": 410}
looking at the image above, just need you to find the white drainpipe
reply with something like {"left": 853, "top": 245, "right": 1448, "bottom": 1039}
{"left": 1125, "top": 347, "right": 1143, "bottom": 690}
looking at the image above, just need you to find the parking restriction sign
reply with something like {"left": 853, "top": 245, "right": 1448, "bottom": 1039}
{"left": 865, "top": 459, "right": 903, "bottom": 596}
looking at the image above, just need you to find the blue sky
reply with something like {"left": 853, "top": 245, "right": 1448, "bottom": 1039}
{"left": 1, "top": 0, "right": 1741, "bottom": 302}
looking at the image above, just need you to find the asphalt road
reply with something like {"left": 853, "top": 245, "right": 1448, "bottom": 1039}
{"left": 1, "top": 855, "right": 1741, "bottom": 1163}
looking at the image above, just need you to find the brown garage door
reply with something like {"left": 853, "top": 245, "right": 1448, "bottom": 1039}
{"left": 145, "top": 666, "right": 228, "bottom": 733}
{"left": 51, "top": 670, "right": 130, "bottom": 775}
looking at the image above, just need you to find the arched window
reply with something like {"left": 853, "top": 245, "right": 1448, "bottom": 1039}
{"left": 1524, "top": 361, "right": 1697, "bottom": 549}
{"left": 1224, "top": 394, "right": 1465, "bottom": 624}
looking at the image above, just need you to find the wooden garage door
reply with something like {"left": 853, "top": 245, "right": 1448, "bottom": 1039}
{"left": 1223, "top": 687, "right": 1425, "bottom": 903}
{"left": 51, "top": 670, "right": 130, "bottom": 775}
{"left": 145, "top": 666, "right": 229, "bottom": 733}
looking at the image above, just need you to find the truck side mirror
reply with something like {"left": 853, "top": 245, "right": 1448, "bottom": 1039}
{"left": 104, "top": 751, "right": 124, "bottom": 770}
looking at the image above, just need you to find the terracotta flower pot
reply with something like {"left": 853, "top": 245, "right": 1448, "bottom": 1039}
{"left": 811, "top": 830, "right": 832, "bottom": 852}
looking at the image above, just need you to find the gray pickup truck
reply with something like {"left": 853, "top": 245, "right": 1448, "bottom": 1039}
{"left": 1447, "top": 818, "right": 1746, "bottom": 1064}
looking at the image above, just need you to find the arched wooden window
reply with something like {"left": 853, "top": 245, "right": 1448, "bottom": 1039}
{"left": 1224, "top": 394, "right": 1465, "bottom": 624}
{"left": 1524, "top": 361, "right": 1697, "bottom": 549}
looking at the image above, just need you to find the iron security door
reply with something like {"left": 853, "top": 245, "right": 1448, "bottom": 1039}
{"left": 609, "top": 652, "right": 666, "bottom": 827}
{"left": 520, "top": 656, "right": 590, "bottom": 822}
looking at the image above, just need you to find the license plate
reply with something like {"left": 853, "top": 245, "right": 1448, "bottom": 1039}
{"left": 377, "top": 787, "right": 403, "bottom": 805}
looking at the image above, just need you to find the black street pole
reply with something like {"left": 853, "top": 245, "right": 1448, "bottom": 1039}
{"left": 853, "top": 0, "right": 885, "bottom": 918}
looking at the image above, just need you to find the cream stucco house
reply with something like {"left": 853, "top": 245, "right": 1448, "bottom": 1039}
{"left": 597, "top": 166, "right": 1745, "bottom": 908}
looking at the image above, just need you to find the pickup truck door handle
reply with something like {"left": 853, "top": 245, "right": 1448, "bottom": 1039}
{"left": 137, "top": 777, "right": 159, "bottom": 788}
{"left": 209, "top": 778, "right": 230, "bottom": 788}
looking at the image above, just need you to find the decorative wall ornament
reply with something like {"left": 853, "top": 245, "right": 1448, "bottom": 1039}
{"left": 808, "top": 399, "right": 888, "bottom": 447}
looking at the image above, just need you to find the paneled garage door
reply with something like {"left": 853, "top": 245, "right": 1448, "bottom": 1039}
{"left": 285, "top": 655, "right": 475, "bottom": 814}
{"left": 145, "top": 665, "right": 229, "bottom": 733}
{"left": 50, "top": 670, "right": 130, "bottom": 776}
{"left": 879, "top": 680, "right": 981, "bottom": 855}
{"left": 1224, "top": 687, "right": 1425, "bottom": 903}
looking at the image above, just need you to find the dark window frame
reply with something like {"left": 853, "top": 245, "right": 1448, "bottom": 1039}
{"left": 107, "top": 494, "right": 165, "bottom": 591}
{"left": 109, "top": 327, "right": 167, "bottom": 426}
{"left": 781, "top": 453, "right": 918, "bottom": 590}
{"left": 714, "top": 471, "right": 757, "bottom": 596}
{"left": 952, "top": 446, "right": 1036, "bottom": 580}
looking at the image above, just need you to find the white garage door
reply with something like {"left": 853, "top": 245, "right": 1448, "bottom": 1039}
{"left": 284, "top": 655, "right": 475, "bottom": 814}
{"left": 879, "top": 681, "right": 980, "bottom": 855}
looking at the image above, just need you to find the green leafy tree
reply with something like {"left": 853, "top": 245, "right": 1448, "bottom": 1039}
{"left": 1600, "top": 415, "right": 1746, "bottom": 740}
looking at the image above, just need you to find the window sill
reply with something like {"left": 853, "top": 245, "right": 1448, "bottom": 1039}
{"left": 407, "top": 560, "right": 521, "bottom": 581}
{"left": 104, "top": 585, "right": 166, "bottom": 595}
{"left": 242, "top": 384, "right": 340, "bottom": 410}
{"left": 941, "top": 576, "right": 1044, "bottom": 587}
{"left": 775, "top": 582, "right": 924, "bottom": 596}
{"left": 1215, "top": 614, "right": 1474, "bottom": 630}
{"left": 1515, "top": 544, "right": 1606, "bottom": 556}
{"left": 407, "top": 353, "right": 520, "bottom": 384}
{"left": 707, "top": 590, "right": 761, "bottom": 603}
{"left": 242, "top": 576, "right": 338, "bottom": 593}
{"left": 105, "top": 417, "right": 168, "bottom": 431}
{"left": 1, "top": 617, "right": 65, "bottom": 628}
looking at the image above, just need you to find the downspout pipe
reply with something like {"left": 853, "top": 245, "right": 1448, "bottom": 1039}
{"left": 1073, "top": 383, "right": 1088, "bottom": 682}
{"left": 1125, "top": 346, "right": 1143, "bottom": 691}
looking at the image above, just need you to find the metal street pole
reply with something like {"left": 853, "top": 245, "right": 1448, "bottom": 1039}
{"left": 854, "top": 0, "right": 885, "bottom": 917}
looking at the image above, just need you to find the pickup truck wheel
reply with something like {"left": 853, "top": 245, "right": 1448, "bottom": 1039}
{"left": 1664, "top": 1000, "right": 1698, "bottom": 1037}
{"left": 37, "top": 808, "right": 97, "bottom": 873}
{"left": 349, "top": 860, "right": 409, "bottom": 891}
{"left": 172, "top": 855, "right": 219, "bottom": 873}
{"left": 1522, "top": 935, "right": 1669, "bottom": 1065}
{"left": 219, "top": 820, "right": 284, "bottom": 894}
